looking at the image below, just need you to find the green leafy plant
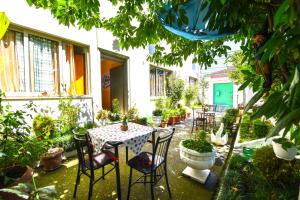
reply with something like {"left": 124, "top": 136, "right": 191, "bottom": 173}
{"left": 96, "top": 109, "right": 109, "bottom": 121}
{"left": 182, "top": 139, "right": 213, "bottom": 153}
{"left": 154, "top": 98, "right": 165, "bottom": 110}
{"left": 166, "top": 75, "right": 185, "bottom": 108}
{"left": 162, "top": 109, "right": 170, "bottom": 121}
{"left": 253, "top": 145, "right": 300, "bottom": 188}
{"left": 179, "top": 106, "right": 187, "bottom": 116}
{"left": 112, "top": 98, "right": 121, "bottom": 114}
{"left": 58, "top": 98, "right": 81, "bottom": 134}
{"left": 222, "top": 108, "right": 239, "bottom": 129}
{"left": 122, "top": 115, "right": 128, "bottom": 126}
{"left": 0, "top": 177, "right": 57, "bottom": 200}
{"left": 32, "top": 114, "right": 56, "bottom": 139}
{"left": 51, "top": 134, "right": 75, "bottom": 152}
{"left": 135, "top": 117, "right": 147, "bottom": 126}
{"left": 184, "top": 85, "right": 199, "bottom": 106}
{"left": 252, "top": 119, "right": 269, "bottom": 138}
{"left": 127, "top": 105, "right": 138, "bottom": 121}
{"left": 152, "top": 109, "right": 162, "bottom": 116}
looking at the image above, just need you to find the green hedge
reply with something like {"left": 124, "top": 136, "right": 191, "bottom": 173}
{"left": 218, "top": 149, "right": 300, "bottom": 200}
{"left": 240, "top": 114, "right": 251, "bottom": 138}
{"left": 253, "top": 119, "right": 269, "bottom": 138}
{"left": 51, "top": 134, "right": 75, "bottom": 152}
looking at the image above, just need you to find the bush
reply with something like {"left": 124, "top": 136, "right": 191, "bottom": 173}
{"left": 154, "top": 98, "right": 165, "bottom": 110}
{"left": 152, "top": 109, "right": 162, "bottom": 116}
{"left": 166, "top": 76, "right": 185, "bottom": 108}
{"left": 184, "top": 85, "right": 199, "bottom": 106}
{"left": 253, "top": 145, "right": 300, "bottom": 187}
{"left": 127, "top": 105, "right": 138, "bottom": 120}
{"left": 32, "top": 114, "right": 56, "bottom": 139}
{"left": 182, "top": 139, "right": 213, "bottom": 153}
{"left": 112, "top": 98, "right": 121, "bottom": 114}
{"left": 135, "top": 117, "right": 147, "bottom": 125}
{"left": 108, "top": 112, "right": 121, "bottom": 121}
{"left": 96, "top": 109, "right": 109, "bottom": 121}
{"left": 253, "top": 119, "right": 269, "bottom": 138}
{"left": 51, "top": 134, "right": 75, "bottom": 152}
{"left": 58, "top": 98, "right": 81, "bottom": 133}
{"left": 239, "top": 114, "right": 251, "bottom": 139}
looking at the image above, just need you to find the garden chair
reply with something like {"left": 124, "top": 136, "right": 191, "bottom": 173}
{"left": 126, "top": 128, "right": 175, "bottom": 200}
{"left": 73, "top": 133, "right": 116, "bottom": 200}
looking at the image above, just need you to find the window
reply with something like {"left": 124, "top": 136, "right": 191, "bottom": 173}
{"left": 29, "top": 35, "right": 59, "bottom": 93}
{"left": 0, "top": 29, "right": 89, "bottom": 96}
{"left": 63, "top": 44, "right": 87, "bottom": 96}
{"left": 0, "top": 30, "right": 25, "bottom": 92}
{"left": 150, "top": 67, "right": 171, "bottom": 97}
{"left": 189, "top": 77, "right": 198, "bottom": 86}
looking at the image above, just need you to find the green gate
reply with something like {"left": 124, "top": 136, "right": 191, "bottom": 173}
{"left": 213, "top": 82, "right": 233, "bottom": 107}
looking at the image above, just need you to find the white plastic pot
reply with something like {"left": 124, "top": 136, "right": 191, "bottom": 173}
{"left": 272, "top": 140, "right": 297, "bottom": 161}
{"left": 179, "top": 141, "right": 215, "bottom": 170}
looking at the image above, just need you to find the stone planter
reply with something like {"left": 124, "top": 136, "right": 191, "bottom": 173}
{"left": 152, "top": 116, "right": 162, "bottom": 127}
{"left": 272, "top": 140, "right": 297, "bottom": 161}
{"left": 41, "top": 148, "right": 64, "bottom": 171}
{"left": 179, "top": 141, "right": 216, "bottom": 183}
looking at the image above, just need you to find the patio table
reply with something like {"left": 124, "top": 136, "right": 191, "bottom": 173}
{"left": 88, "top": 122, "right": 155, "bottom": 200}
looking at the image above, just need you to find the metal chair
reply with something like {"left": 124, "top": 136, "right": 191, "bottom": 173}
{"left": 73, "top": 133, "right": 116, "bottom": 200}
{"left": 127, "top": 128, "right": 175, "bottom": 200}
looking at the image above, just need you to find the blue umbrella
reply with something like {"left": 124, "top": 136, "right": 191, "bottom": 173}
{"left": 157, "top": 0, "right": 237, "bottom": 41}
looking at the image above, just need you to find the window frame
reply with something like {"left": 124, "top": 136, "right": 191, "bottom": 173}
{"left": 150, "top": 65, "right": 172, "bottom": 98}
{"left": 2, "top": 27, "right": 90, "bottom": 97}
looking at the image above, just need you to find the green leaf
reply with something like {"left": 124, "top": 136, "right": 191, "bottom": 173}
{"left": 251, "top": 92, "right": 283, "bottom": 120}
{"left": 268, "top": 108, "right": 300, "bottom": 137}
{"left": 238, "top": 80, "right": 250, "bottom": 91}
{"left": 220, "top": 0, "right": 227, "bottom": 5}
{"left": 244, "top": 89, "right": 264, "bottom": 113}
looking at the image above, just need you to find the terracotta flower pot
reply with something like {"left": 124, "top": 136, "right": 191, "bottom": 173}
{"left": 120, "top": 125, "right": 128, "bottom": 131}
{"left": 0, "top": 166, "right": 33, "bottom": 200}
{"left": 160, "top": 121, "right": 167, "bottom": 128}
{"left": 41, "top": 148, "right": 64, "bottom": 171}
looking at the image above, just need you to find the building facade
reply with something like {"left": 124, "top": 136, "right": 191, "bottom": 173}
{"left": 0, "top": 0, "right": 200, "bottom": 122}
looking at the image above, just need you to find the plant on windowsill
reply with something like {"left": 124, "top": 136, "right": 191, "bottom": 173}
{"left": 120, "top": 115, "right": 128, "bottom": 131}
{"left": 0, "top": 91, "right": 46, "bottom": 189}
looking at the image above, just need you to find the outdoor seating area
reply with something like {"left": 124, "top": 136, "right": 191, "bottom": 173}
{"left": 1, "top": 0, "right": 300, "bottom": 200}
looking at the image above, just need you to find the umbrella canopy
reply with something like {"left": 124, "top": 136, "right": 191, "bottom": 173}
{"left": 157, "top": 0, "right": 237, "bottom": 41}
{"left": 0, "top": 12, "right": 10, "bottom": 40}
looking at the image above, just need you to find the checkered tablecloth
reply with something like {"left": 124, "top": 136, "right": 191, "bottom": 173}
{"left": 88, "top": 122, "right": 154, "bottom": 155}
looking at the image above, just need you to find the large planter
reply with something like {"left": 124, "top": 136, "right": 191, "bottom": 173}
{"left": 179, "top": 142, "right": 215, "bottom": 183}
{"left": 0, "top": 166, "right": 33, "bottom": 200}
{"left": 272, "top": 140, "right": 297, "bottom": 161}
{"left": 152, "top": 116, "right": 162, "bottom": 127}
{"left": 41, "top": 148, "right": 64, "bottom": 171}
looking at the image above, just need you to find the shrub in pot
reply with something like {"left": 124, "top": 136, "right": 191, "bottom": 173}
{"left": 152, "top": 109, "right": 162, "bottom": 127}
{"left": 168, "top": 109, "right": 180, "bottom": 125}
{"left": 127, "top": 105, "right": 139, "bottom": 121}
{"left": 33, "top": 114, "right": 64, "bottom": 171}
{"left": 0, "top": 91, "right": 46, "bottom": 189}
{"left": 179, "top": 107, "right": 187, "bottom": 121}
{"left": 179, "top": 130, "right": 215, "bottom": 183}
{"left": 96, "top": 109, "right": 109, "bottom": 126}
{"left": 160, "top": 109, "right": 169, "bottom": 128}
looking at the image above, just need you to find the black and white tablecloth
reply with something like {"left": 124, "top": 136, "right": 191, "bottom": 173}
{"left": 88, "top": 122, "right": 154, "bottom": 155}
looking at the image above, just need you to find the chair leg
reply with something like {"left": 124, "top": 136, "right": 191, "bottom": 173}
{"left": 73, "top": 167, "right": 81, "bottom": 198}
{"left": 150, "top": 172, "right": 154, "bottom": 200}
{"left": 88, "top": 175, "right": 94, "bottom": 200}
{"left": 144, "top": 175, "right": 147, "bottom": 186}
{"left": 127, "top": 167, "right": 133, "bottom": 200}
{"left": 126, "top": 146, "right": 129, "bottom": 164}
{"left": 102, "top": 166, "right": 105, "bottom": 180}
{"left": 164, "top": 164, "right": 172, "bottom": 199}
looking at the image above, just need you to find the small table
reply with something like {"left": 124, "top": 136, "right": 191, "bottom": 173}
{"left": 88, "top": 122, "right": 155, "bottom": 200}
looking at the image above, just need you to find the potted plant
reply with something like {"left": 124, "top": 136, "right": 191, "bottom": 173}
{"left": 272, "top": 137, "right": 298, "bottom": 161}
{"left": 0, "top": 91, "right": 46, "bottom": 191}
{"left": 96, "top": 109, "right": 109, "bottom": 126}
{"left": 152, "top": 109, "right": 162, "bottom": 127}
{"left": 120, "top": 115, "right": 128, "bottom": 131}
{"left": 32, "top": 114, "right": 63, "bottom": 171}
{"left": 179, "top": 130, "right": 216, "bottom": 183}
{"left": 179, "top": 107, "right": 187, "bottom": 121}
{"left": 160, "top": 110, "right": 169, "bottom": 128}
{"left": 168, "top": 109, "right": 180, "bottom": 125}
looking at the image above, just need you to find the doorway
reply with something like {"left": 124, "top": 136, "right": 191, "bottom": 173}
{"left": 213, "top": 82, "right": 233, "bottom": 107}
{"left": 101, "top": 52, "right": 128, "bottom": 113}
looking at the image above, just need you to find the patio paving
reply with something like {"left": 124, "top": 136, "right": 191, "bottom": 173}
{"left": 35, "top": 120, "right": 230, "bottom": 200}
